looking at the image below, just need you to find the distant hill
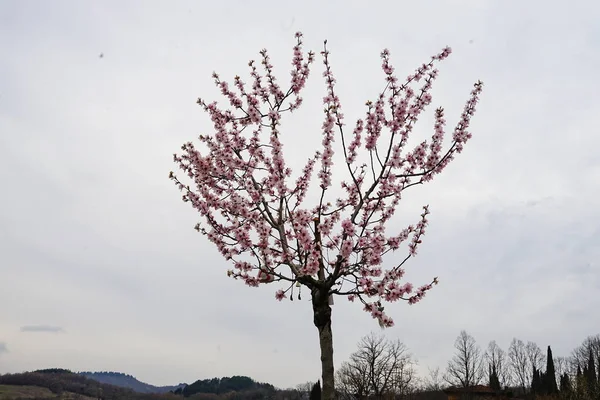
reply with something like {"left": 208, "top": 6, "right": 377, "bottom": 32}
{"left": 79, "top": 371, "right": 185, "bottom": 394}
{"left": 0, "top": 370, "right": 177, "bottom": 400}
{"left": 78, "top": 371, "right": 276, "bottom": 397}
{"left": 0, "top": 370, "right": 286, "bottom": 399}
{"left": 176, "top": 375, "right": 275, "bottom": 397}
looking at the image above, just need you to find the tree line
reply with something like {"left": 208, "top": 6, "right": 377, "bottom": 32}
{"left": 332, "top": 331, "right": 599, "bottom": 399}
{"left": 0, "top": 369, "right": 161, "bottom": 400}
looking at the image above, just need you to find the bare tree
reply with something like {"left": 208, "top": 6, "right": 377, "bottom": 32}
{"left": 554, "top": 356, "right": 569, "bottom": 383}
{"left": 422, "top": 367, "right": 444, "bottom": 391}
{"left": 445, "top": 330, "right": 484, "bottom": 388}
{"left": 336, "top": 361, "right": 369, "bottom": 399}
{"left": 570, "top": 334, "right": 600, "bottom": 371}
{"left": 337, "top": 333, "right": 416, "bottom": 399}
{"left": 296, "top": 381, "right": 317, "bottom": 399}
{"left": 508, "top": 338, "right": 530, "bottom": 391}
{"left": 525, "top": 341, "right": 545, "bottom": 372}
{"left": 388, "top": 357, "right": 416, "bottom": 397}
{"left": 484, "top": 340, "right": 509, "bottom": 388}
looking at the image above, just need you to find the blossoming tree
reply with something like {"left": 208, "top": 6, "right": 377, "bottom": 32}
{"left": 170, "top": 32, "right": 483, "bottom": 400}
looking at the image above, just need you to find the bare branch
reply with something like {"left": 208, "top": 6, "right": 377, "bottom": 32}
{"left": 444, "top": 330, "right": 484, "bottom": 388}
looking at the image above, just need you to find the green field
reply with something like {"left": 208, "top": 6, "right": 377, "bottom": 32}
{"left": 0, "top": 384, "right": 96, "bottom": 399}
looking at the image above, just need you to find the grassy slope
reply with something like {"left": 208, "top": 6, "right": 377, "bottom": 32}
{"left": 0, "top": 384, "right": 96, "bottom": 399}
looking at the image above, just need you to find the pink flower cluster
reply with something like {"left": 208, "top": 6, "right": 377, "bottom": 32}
{"left": 170, "top": 32, "right": 483, "bottom": 328}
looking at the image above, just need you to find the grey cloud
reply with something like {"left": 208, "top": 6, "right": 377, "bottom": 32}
{"left": 0, "top": 342, "right": 7, "bottom": 354}
{"left": 20, "top": 325, "right": 65, "bottom": 333}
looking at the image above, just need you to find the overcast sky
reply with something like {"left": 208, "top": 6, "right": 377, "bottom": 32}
{"left": 1, "top": 0, "right": 599, "bottom": 391}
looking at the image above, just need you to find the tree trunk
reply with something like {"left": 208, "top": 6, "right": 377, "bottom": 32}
{"left": 312, "top": 286, "right": 335, "bottom": 400}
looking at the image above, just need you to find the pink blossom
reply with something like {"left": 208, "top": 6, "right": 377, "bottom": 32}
{"left": 275, "top": 289, "right": 287, "bottom": 301}
{"left": 170, "top": 32, "right": 483, "bottom": 331}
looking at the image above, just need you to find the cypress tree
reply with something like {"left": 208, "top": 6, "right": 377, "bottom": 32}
{"left": 493, "top": 365, "right": 501, "bottom": 391}
{"left": 539, "top": 370, "right": 547, "bottom": 395}
{"left": 586, "top": 350, "right": 596, "bottom": 394}
{"left": 309, "top": 380, "right": 321, "bottom": 400}
{"left": 559, "top": 373, "right": 572, "bottom": 393}
{"left": 576, "top": 366, "right": 586, "bottom": 399}
{"left": 488, "top": 364, "right": 501, "bottom": 392}
{"left": 544, "top": 345, "right": 558, "bottom": 394}
{"left": 597, "top": 354, "right": 600, "bottom": 386}
{"left": 531, "top": 367, "right": 540, "bottom": 395}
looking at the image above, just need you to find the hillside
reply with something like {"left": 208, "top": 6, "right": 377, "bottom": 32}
{"left": 0, "top": 384, "right": 97, "bottom": 399}
{"left": 175, "top": 375, "right": 275, "bottom": 397}
{"left": 0, "top": 370, "right": 284, "bottom": 399}
{"left": 76, "top": 371, "right": 276, "bottom": 397}
{"left": 0, "top": 370, "right": 448, "bottom": 400}
{"left": 0, "top": 370, "right": 177, "bottom": 400}
{"left": 79, "top": 371, "right": 184, "bottom": 394}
